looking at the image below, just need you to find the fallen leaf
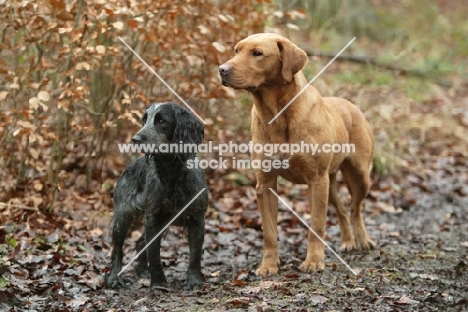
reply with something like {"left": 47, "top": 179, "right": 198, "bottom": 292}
{"left": 37, "top": 91, "right": 50, "bottom": 102}
{"left": 0, "top": 90, "right": 9, "bottom": 100}
{"left": 258, "top": 281, "right": 282, "bottom": 289}
{"left": 9, "top": 77, "right": 20, "bottom": 90}
{"left": 231, "top": 279, "right": 248, "bottom": 287}
{"left": 225, "top": 297, "right": 250, "bottom": 308}
{"left": 396, "top": 295, "right": 419, "bottom": 305}
{"left": 58, "top": 27, "right": 73, "bottom": 34}
{"left": 234, "top": 269, "right": 249, "bottom": 280}
{"left": 310, "top": 295, "right": 328, "bottom": 305}
{"left": 95, "top": 45, "right": 106, "bottom": 55}
{"left": 127, "top": 19, "right": 138, "bottom": 28}
{"left": 66, "top": 296, "right": 89, "bottom": 309}
{"left": 56, "top": 11, "right": 74, "bottom": 21}
{"left": 112, "top": 21, "right": 124, "bottom": 30}
{"left": 29, "top": 97, "right": 41, "bottom": 109}
{"left": 33, "top": 181, "right": 43, "bottom": 191}
{"left": 212, "top": 42, "right": 226, "bottom": 53}
{"left": 419, "top": 273, "right": 438, "bottom": 280}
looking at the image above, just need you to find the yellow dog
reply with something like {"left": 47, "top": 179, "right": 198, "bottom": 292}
{"left": 219, "top": 33, "right": 375, "bottom": 275}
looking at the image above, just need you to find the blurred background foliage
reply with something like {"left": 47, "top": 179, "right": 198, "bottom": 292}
{"left": 0, "top": 0, "right": 467, "bottom": 214}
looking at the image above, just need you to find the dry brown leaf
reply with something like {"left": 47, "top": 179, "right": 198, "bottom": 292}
{"left": 58, "top": 27, "right": 72, "bottom": 34}
{"left": 396, "top": 295, "right": 420, "bottom": 305}
{"left": 225, "top": 297, "right": 250, "bottom": 308}
{"left": 37, "top": 91, "right": 50, "bottom": 102}
{"left": 231, "top": 279, "right": 248, "bottom": 287}
{"left": 29, "top": 97, "right": 40, "bottom": 110}
{"left": 112, "top": 21, "right": 124, "bottom": 30}
{"left": 0, "top": 90, "right": 9, "bottom": 100}
{"left": 56, "top": 11, "right": 74, "bottom": 21}
{"left": 127, "top": 19, "right": 138, "bottom": 28}
{"left": 95, "top": 45, "right": 106, "bottom": 55}
{"left": 212, "top": 42, "right": 226, "bottom": 53}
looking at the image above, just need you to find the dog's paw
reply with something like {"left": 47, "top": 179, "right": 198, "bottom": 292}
{"left": 355, "top": 236, "right": 375, "bottom": 251}
{"left": 152, "top": 284, "right": 172, "bottom": 292}
{"left": 150, "top": 278, "right": 168, "bottom": 289}
{"left": 340, "top": 240, "right": 357, "bottom": 252}
{"left": 149, "top": 269, "right": 168, "bottom": 287}
{"left": 255, "top": 263, "right": 278, "bottom": 276}
{"left": 353, "top": 226, "right": 376, "bottom": 251}
{"left": 185, "top": 271, "right": 204, "bottom": 290}
{"left": 136, "top": 267, "right": 150, "bottom": 279}
{"left": 106, "top": 274, "right": 128, "bottom": 289}
{"left": 299, "top": 259, "right": 325, "bottom": 272}
{"left": 185, "top": 281, "right": 203, "bottom": 291}
{"left": 151, "top": 280, "right": 170, "bottom": 289}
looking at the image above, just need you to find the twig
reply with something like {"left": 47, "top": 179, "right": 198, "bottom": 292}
{"left": 305, "top": 50, "right": 451, "bottom": 87}
{"left": 0, "top": 202, "right": 39, "bottom": 212}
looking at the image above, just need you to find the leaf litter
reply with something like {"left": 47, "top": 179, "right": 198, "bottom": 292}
{"left": 2, "top": 87, "right": 468, "bottom": 311}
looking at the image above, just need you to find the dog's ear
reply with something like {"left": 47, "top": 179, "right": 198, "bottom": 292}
{"left": 172, "top": 105, "right": 204, "bottom": 162}
{"left": 173, "top": 105, "right": 204, "bottom": 145}
{"left": 277, "top": 39, "right": 308, "bottom": 82}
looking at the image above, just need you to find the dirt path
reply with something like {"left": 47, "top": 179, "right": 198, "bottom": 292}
{"left": 1, "top": 153, "right": 467, "bottom": 311}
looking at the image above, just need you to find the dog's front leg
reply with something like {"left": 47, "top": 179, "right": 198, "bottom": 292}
{"left": 300, "top": 174, "right": 330, "bottom": 272}
{"left": 107, "top": 205, "right": 135, "bottom": 288}
{"left": 186, "top": 217, "right": 205, "bottom": 290}
{"left": 145, "top": 213, "right": 167, "bottom": 287}
{"left": 135, "top": 235, "right": 150, "bottom": 278}
{"left": 255, "top": 175, "right": 280, "bottom": 276}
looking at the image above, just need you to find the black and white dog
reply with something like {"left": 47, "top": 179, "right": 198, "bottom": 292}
{"left": 107, "top": 102, "right": 208, "bottom": 290}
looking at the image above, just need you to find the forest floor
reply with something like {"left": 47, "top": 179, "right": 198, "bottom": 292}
{"left": 2, "top": 41, "right": 468, "bottom": 312}
{"left": 1, "top": 140, "right": 467, "bottom": 311}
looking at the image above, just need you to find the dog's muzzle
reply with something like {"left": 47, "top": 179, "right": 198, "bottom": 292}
{"left": 219, "top": 64, "right": 232, "bottom": 86}
{"left": 219, "top": 64, "right": 232, "bottom": 77}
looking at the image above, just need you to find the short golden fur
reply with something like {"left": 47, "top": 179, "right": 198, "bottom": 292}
{"left": 219, "top": 33, "right": 375, "bottom": 275}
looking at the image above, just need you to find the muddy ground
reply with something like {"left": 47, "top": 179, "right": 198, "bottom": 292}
{"left": 1, "top": 149, "right": 467, "bottom": 311}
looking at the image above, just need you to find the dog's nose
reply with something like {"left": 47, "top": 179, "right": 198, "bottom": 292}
{"left": 132, "top": 134, "right": 144, "bottom": 144}
{"left": 219, "top": 64, "right": 232, "bottom": 77}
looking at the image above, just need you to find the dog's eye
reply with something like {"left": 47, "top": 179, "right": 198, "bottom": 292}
{"left": 157, "top": 119, "right": 165, "bottom": 125}
{"left": 234, "top": 49, "right": 238, "bottom": 54}
{"left": 252, "top": 50, "right": 263, "bottom": 57}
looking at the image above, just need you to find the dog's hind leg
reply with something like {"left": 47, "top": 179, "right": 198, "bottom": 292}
{"left": 329, "top": 172, "right": 355, "bottom": 252}
{"left": 341, "top": 160, "right": 375, "bottom": 250}
{"left": 300, "top": 174, "right": 329, "bottom": 272}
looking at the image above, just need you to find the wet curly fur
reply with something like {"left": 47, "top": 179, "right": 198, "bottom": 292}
{"left": 106, "top": 102, "right": 208, "bottom": 290}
